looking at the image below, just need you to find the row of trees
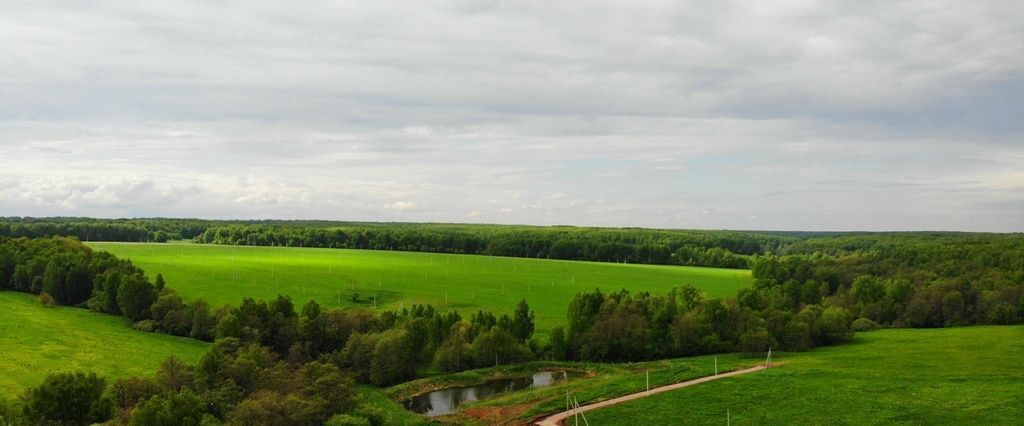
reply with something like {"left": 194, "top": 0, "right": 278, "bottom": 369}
{"left": 547, "top": 285, "right": 853, "bottom": 363}
{"left": 194, "top": 224, "right": 768, "bottom": 268}
{"left": 0, "top": 217, "right": 791, "bottom": 268}
{"left": 0, "top": 217, "right": 211, "bottom": 242}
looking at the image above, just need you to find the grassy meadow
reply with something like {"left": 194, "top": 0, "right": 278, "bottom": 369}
{"left": 86, "top": 242, "right": 751, "bottom": 334}
{"left": 0, "top": 291, "right": 209, "bottom": 398}
{"left": 585, "top": 326, "right": 1024, "bottom": 425}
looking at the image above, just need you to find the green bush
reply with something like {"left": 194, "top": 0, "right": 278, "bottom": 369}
{"left": 851, "top": 317, "right": 880, "bottom": 332}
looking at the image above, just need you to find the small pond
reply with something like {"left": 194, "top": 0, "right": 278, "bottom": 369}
{"left": 403, "top": 370, "right": 583, "bottom": 417}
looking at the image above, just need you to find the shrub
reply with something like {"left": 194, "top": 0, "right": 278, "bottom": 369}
{"left": 37, "top": 292, "right": 56, "bottom": 306}
{"left": 851, "top": 317, "right": 880, "bottom": 332}
{"left": 133, "top": 319, "right": 158, "bottom": 333}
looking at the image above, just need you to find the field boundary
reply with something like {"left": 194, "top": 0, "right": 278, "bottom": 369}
{"left": 534, "top": 365, "right": 767, "bottom": 425}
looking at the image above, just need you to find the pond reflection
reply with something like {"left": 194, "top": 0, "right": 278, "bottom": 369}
{"left": 403, "top": 370, "right": 582, "bottom": 417}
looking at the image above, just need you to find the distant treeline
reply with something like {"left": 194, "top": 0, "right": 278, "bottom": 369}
{"left": 0, "top": 217, "right": 798, "bottom": 269}
{"left": 193, "top": 224, "right": 787, "bottom": 268}
{"left": 0, "top": 217, "right": 209, "bottom": 242}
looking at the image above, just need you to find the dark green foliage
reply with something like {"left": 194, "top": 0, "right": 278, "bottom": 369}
{"left": 433, "top": 323, "right": 471, "bottom": 372}
{"left": 562, "top": 286, "right": 839, "bottom": 362}
{"left": 156, "top": 356, "right": 194, "bottom": 392}
{"left": 184, "top": 339, "right": 357, "bottom": 426}
{"left": 129, "top": 389, "right": 205, "bottom": 426}
{"left": 195, "top": 223, "right": 773, "bottom": 268}
{"left": 0, "top": 236, "right": 168, "bottom": 326}
{"left": 750, "top": 234, "right": 1024, "bottom": 329}
{"left": 818, "top": 307, "right": 854, "bottom": 344}
{"left": 470, "top": 327, "right": 533, "bottom": 366}
{"left": 0, "top": 217, "right": 208, "bottom": 242}
{"left": 509, "top": 299, "right": 536, "bottom": 342}
{"left": 154, "top": 273, "right": 166, "bottom": 293}
{"left": 339, "top": 332, "right": 381, "bottom": 383}
{"left": 738, "top": 328, "right": 775, "bottom": 356}
{"left": 21, "top": 371, "right": 112, "bottom": 426}
{"left": 370, "top": 330, "right": 415, "bottom": 386}
{"left": 110, "top": 376, "right": 162, "bottom": 409}
{"left": 547, "top": 326, "right": 569, "bottom": 360}
{"left": 117, "top": 274, "right": 156, "bottom": 321}
{"left": 41, "top": 253, "right": 91, "bottom": 305}
{"left": 190, "top": 299, "right": 217, "bottom": 341}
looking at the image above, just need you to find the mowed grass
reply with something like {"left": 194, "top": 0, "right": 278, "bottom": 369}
{"left": 0, "top": 291, "right": 209, "bottom": 398}
{"left": 86, "top": 242, "right": 751, "bottom": 334}
{"left": 586, "top": 326, "right": 1024, "bottom": 425}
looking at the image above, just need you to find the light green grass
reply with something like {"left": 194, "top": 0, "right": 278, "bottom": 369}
{"left": 0, "top": 291, "right": 209, "bottom": 398}
{"left": 586, "top": 326, "right": 1024, "bottom": 425}
{"left": 86, "top": 243, "right": 751, "bottom": 334}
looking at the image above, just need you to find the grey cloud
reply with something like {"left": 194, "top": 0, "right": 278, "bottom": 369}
{"left": 0, "top": 1, "right": 1021, "bottom": 231}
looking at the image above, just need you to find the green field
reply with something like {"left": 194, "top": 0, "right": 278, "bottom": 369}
{"left": 86, "top": 242, "right": 751, "bottom": 334}
{"left": 585, "top": 326, "right": 1024, "bottom": 425}
{"left": 0, "top": 291, "right": 209, "bottom": 398}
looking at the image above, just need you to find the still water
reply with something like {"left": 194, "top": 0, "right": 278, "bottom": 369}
{"left": 404, "top": 370, "right": 582, "bottom": 417}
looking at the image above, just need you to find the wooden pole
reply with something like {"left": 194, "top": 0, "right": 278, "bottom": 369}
{"left": 576, "top": 397, "right": 589, "bottom": 426}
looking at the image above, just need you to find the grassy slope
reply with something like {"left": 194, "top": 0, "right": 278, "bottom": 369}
{"left": 586, "top": 326, "right": 1024, "bottom": 425}
{"left": 0, "top": 291, "right": 209, "bottom": 398}
{"left": 86, "top": 242, "right": 751, "bottom": 334}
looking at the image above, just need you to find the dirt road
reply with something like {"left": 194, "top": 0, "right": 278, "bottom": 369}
{"left": 534, "top": 365, "right": 767, "bottom": 425}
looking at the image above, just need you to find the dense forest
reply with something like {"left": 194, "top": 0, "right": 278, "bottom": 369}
{"left": 751, "top": 233, "right": 1024, "bottom": 328}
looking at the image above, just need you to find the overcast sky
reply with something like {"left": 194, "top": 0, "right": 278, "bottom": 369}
{"left": 2, "top": 1, "right": 1022, "bottom": 231}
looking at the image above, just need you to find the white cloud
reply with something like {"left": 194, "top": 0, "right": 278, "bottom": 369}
{"left": 385, "top": 201, "right": 417, "bottom": 211}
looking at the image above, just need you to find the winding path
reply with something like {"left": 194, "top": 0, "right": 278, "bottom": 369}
{"left": 534, "top": 365, "right": 767, "bottom": 425}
